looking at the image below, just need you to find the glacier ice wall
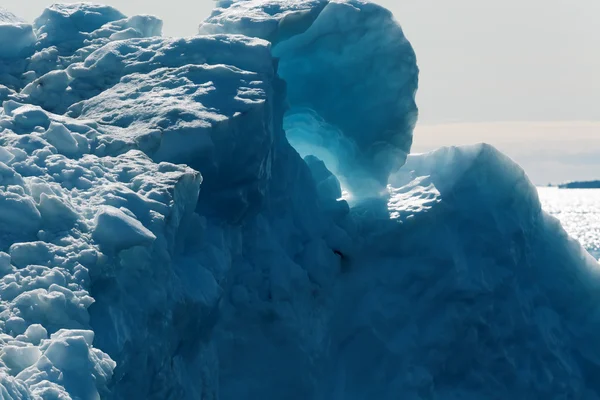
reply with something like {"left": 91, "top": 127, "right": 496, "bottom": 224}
{"left": 0, "top": 1, "right": 599, "bottom": 400}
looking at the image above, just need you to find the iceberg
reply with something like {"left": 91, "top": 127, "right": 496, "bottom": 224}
{"left": 0, "top": 1, "right": 598, "bottom": 399}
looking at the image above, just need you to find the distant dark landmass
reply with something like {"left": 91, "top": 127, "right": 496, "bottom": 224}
{"left": 559, "top": 180, "right": 600, "bottom": 189}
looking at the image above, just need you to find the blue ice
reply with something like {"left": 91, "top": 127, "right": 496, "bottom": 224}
{"left": 0, "top": 1, "right": 598, "bottom": 399}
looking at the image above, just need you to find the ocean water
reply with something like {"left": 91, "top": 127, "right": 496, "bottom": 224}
{"left": 537, "top": 187, "right": 600, "bottom": 260}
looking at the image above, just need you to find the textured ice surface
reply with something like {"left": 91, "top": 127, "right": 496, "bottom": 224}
{"left": 67, "top": 34, "right": 278, "bottom": 220}
{"left": 0, "top": 1, "right": 599, "bottom": 399}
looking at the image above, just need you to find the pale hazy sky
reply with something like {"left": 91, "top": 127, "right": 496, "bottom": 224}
{"left": 4, "top": 0, "right": 600, "bottom": 184}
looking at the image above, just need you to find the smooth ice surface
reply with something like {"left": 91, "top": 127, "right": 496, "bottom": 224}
{"left": 0, "top": 8, "right": 35, "bottom": 59}
{"left": 202, "top": 0, "right": 419, "bottom": 196}
{"left": 0, "top": 1, "right": 599, "bottom": 400}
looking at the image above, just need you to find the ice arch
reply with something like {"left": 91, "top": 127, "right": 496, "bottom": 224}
{"left": 201, "top": 0, "right": 419, "bottom": 197}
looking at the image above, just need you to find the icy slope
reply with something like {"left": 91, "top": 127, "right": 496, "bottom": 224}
{"left": 330, "top": 144, "right": 600, "bottom": 399}
{"left": 0, "top": 1, "right": 600, "bottom": 400}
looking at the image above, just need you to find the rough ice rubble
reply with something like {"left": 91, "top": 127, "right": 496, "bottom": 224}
{"left": 0, "top": 4, "right": 280, "bottom": 398}
{"left": 0, "top": 1, "right": 600, "bottom": 400}
{"left": 0, "top": 97, "right": 202, "bottom": 398}
{"left": 0, "top": 3, "right": 162, "bottom": 109}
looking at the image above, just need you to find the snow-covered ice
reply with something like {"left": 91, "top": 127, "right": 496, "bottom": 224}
{"left": 0, "top": 1, "right": 599, "bottom": 399}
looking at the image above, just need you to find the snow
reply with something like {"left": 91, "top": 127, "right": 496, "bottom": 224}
{"left": 0, "top": 8, "right": 25, "bottom": 24}
{"left": 0, "top": 1, "right": 599, "bottom": 400}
